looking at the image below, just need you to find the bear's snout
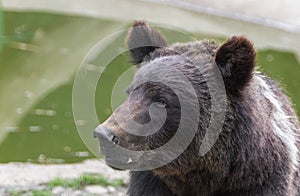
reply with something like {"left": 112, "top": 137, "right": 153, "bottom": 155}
{"left": 94, "top": 125, "right": 118, "bottom": 145}
{"left": 93, "top": 124, "right": 120, "bottom": 162}
{"left": 94, "top": 121, "right": 144, "bottom": 171}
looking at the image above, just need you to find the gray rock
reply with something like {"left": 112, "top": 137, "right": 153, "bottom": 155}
{"left": 85, "top": 185, "right": 109, "bottom": 195}
{"left": 52, "top": 186, "right": 65, "bottom": 195}
{"left": 107, "top": 186, "right": 116, "bottom": 192}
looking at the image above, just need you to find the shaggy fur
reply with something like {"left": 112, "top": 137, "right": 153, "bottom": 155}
{"left": 95, "top": 21, "right": 300, "bottom": 196}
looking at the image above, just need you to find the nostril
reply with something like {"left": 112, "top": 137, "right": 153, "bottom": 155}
{"left": 94, "top": 125, "right": 118, "bottom": 145}
{"left": 112, "top": 135, "right": 118, "bottom": 145}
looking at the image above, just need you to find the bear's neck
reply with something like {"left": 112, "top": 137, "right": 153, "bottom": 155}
{"left": 160, "top": 169, "right": 223, "bottom": 196}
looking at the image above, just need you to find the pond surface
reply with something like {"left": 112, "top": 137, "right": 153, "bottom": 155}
{"left": 0, "top": 11, "right": 299, "bottom": 163}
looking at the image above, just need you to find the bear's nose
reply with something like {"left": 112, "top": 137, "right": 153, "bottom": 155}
{"left": 94, "top": 125, "right": 118, "bottom": 145}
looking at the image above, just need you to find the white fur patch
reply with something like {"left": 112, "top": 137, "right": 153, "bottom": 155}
{"left": 255, "top": 74, "right": 299, "bottom": 188}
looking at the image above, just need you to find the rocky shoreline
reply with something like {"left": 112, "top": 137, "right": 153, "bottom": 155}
{"left": 0, "top": 159, "right": 129, "bottom": 195}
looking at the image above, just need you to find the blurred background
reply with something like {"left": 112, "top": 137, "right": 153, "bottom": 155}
{"left": 0, "top": 0, "right": 299, "bottom": 164}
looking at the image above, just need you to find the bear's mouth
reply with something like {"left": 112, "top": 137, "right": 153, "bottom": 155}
{"left": 94, "top": 126, "right": 143, "bottom": 170}
{"left": 104, "top": 156, "right": 125, "bottom": 171}
{"left": 104, "top": 155, "right": 140, "bottom": 171}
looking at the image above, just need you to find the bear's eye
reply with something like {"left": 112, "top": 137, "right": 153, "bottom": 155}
{"left": 157, "top": 98, "right": 167, "bottom": 107}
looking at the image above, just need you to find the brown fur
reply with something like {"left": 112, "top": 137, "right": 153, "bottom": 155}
{"left": 94, "top": 21, "right": 300, "bottom": 196}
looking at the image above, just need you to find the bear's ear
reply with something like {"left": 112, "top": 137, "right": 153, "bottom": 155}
{"left": 126, "top": 21, "right": 167, "bottom": 65}
{"left": 215, "top": 36, "right": 256, "bottom": 94}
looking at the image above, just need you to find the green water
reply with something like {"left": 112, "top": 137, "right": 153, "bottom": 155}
{"left": 0, "top": 2, "right": 3, "bottom": 51}
{"left": 0, "top": 11, "right": 299, "bottom": 163}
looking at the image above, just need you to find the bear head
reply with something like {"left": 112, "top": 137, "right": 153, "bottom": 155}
{"left": 94, "top": 21, "right": 256, "bottom": 175}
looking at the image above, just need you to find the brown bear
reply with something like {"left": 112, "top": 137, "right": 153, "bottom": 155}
{"left": 94, "top": 21, "right": 300, "bottom": 196}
